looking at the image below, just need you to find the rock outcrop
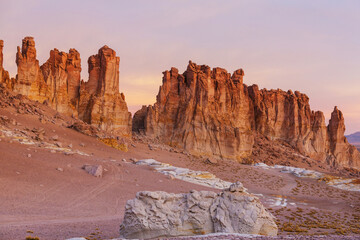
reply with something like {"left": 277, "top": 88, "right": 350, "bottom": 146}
{"left": 14, "top": 37, "right": 48, "bottom": 102}
{"left": 140, "top": 62, "right": 254, "bottom": 160}
{"left": 1, "top": 37, "right": 131, "bottom": 137}
{"left": 40, "top": 48, "right": 81, "bottom": 116}
{"left": 119, "top": 182, "right": 278, "bottom": 239}
{"left": 78, "top": 45, "right": 131, "bottom": 136}
{"left": 0, "top": 40, "right": 14, "bottom": 89}
{"left": 133, "top": 61, "right": 360, "bottom": 169}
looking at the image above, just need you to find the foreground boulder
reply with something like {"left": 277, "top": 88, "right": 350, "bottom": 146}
{"left": 119, "top": 182, "right": 278, "bottom": 239}
{"left": 133, "top": 61, "right": 360, "bottom": 169}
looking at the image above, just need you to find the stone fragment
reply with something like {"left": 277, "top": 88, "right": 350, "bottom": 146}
{"left": 82, "top": 164, "right": 103, "bottom": 177}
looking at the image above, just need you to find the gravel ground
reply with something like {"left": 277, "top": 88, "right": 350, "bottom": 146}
{"left": 163, "top": 233, "right": 360, "bottom": 240}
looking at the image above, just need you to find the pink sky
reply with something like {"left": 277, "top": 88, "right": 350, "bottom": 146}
{"left": 1, "top": 0, "right": 359, "bottom": 134}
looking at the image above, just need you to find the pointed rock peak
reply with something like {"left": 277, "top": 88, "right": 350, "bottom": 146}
{"left": 233, "top": 68, "right": 244, "bottom": 76}
{"left": 17, "top": 36, "right": 37, "bottom": 63}
{"left": 98, "top": 45, "right": 116, "bottom": 58}
{"left": 187, "top": 60, "right": 198, "bottom": 71}
{"left": 0, "top": 40, "right": 3, "bottom": 67}
{"left": 231, "top": 68, "right": 245, "bottom": 84}
{"left": 331, "top": 106, "right": 343, "bottom": 120}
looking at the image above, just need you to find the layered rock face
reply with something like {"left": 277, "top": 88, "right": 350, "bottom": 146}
{"left": 119, "top": 182, "right": 278, "bottom": 239}
{"left": 14, "top": 37, "right": 48, "bottom": 102}
{"left": 78, "top": 46, "right": 131, "bottom": 136}
{"left": 40, "top": 48, "right": 81, "bottom": 116}
{"left": 142, "top": 62, "right": 254, "bottom": 160}
{"left": 134, "top": 61, "right": 360, "bottom": 169}
{"left": 0, "top": 40, "right": 12, "bottom": 88}
{"left": 1, "top": 37, "right": 131, "bottom": 136}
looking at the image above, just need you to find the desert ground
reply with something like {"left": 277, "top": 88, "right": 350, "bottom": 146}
{"left": 0, "top": 95, "right": 359, "bottom": 240}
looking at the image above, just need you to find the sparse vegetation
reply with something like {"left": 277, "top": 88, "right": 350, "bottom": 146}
{"left": 98, "top": 138, "right": 128, "bottom": 152}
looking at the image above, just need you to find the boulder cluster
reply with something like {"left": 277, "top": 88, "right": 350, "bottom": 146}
{"left": 133, "top": 61, "right": 360, "bottom": 169}
{"left": 0, "top": 37, "right": 131, "bottom": 136}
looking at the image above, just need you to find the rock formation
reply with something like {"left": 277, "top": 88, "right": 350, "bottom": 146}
{"left": 14, "top": 37, "right": 49, "bottom": 102}
{"left": 0, "top": 40, "right": 13, "bottom": 89}
{"left": 78, "top": 45, "right": 131, "bottom": 136}
{"left": 133, "top": 61, "right": 360, "bottom": 169}
{"left": 40, "top": 48, "right": 81, "bottom": 116}
{"left": 119, "top": 182, "right": 278, "bottom": 239}
{"left": 1, "top": 37, "right": 131, "bottom": 136}
{"left": 141, "top": 62, "right": 254, "bottom": 160}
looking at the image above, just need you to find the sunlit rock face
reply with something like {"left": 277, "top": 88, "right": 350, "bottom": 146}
{"left": 40, "top": 48, "right": 81, "bottom": 116}
{"left": 2, "top": 37, "right": 132, "bottom": 137}
{"left": 139, "top": 61, "right": 254, "bottom": 160}
{"left": 327, "top": 107, "right": 360, "bottom": 169}
{"left": 78, "top": 45, "right": 131, "bottom": 136}
{"left": 14, "top": 36, "right": 49, "bottom": 102}
{"left": 134, "top": 61, "right": 360, "bottom": 169}
{"left": 0, "top": 40, "right": 13, "bottom": 88}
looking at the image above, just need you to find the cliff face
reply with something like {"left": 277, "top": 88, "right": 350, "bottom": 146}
{"left": 40, "top": 48, "right": 81, "bottom": 116}
{"left": 134, "top": 61, "right": 360, "bottom": 169}
{"left": 1, "top": 37, "right": 131, "bottom": 137}
{"left": 78, "top": 46, "right": 131, "bottom": 136}
{"left": 15, "top": 37, "right": 48, "bottom": 102}
{"left": 0, "top": 40, "right": 12, "bottom": 88}
{"left": 144, "top": 62, "right": 254, "bottom": 160}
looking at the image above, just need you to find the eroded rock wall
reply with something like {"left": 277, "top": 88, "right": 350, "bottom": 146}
{"left": 134, "top": 61, "right": 360, "bottom": 169}
{"left": 1, "top": 37, "right": 131, "bottom": 137}
{"left": 0, "top": 40, "right": 12, "bottom": 88}
{"left": 78, "top": 46, "right": 131, "bottom": 136}
{"left": 40, "top": 48, "right": 81, "bottom": 116}
{"left": 143, "top": 61, "right": 254, "bottom": 160}
{"left": 14, "top": 37, "right": 49, "bottom": 102}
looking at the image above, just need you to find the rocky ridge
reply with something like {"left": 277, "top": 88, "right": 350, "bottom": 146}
{"left": 0, "top": 37, "right": 131, "bottom": 136}
{"left": 133, "top": 61, "right": 360, "bottom": 170}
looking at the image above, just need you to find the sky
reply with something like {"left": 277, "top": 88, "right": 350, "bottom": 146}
{"left": 0, "top": 0, "right": 359, "bottom": 134}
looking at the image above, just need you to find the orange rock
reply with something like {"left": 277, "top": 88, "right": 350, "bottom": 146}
{"left": 40, "top": 48, "right": 81, "bottom": 116}
{"left": 14, "top": 37, "right": 48, "bottom": 102}
{"left": 0, "top": 40, "right": 12, "bottom": 88}
{"left": 78, "top": 46, "right": 131, "bottom": 136}
{"left": 328, "top": 107, "right": 360, "bottom": 168}
{"left": 134, "top": 61, "right": 360, "bottom": 169}
{"left": 137, "top": 61, "right": 254, "bottom": 160}
{"left": 3, "top": 37, "right": 131, "bottom": 137}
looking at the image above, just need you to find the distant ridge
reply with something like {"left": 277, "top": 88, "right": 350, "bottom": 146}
{"left": 346, "top": 132, "right": 360, "bottom": 150}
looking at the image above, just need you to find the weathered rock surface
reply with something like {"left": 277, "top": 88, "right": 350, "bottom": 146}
{"left": 137, "top": 62, "right": 254, "bottom": 160}
{"left": 40, "top": 48, "right": 81, "bottom": 116}
{"left": 119, "top": 182, "right": 278, "bottom": 239}
{"left": 14, "top": 37, "right": 49, "bottom": 102}
{"left": 0, "top": 40, "right": 14, "bottom": 89}
{"left": 1, "top": 37, "right": 131, "bottom": 137}
{"left": 133, "top": 61, "right": 360, "bottom": 169}
{"left": 78, "top": 45, "right": 131, "bottom": 136}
